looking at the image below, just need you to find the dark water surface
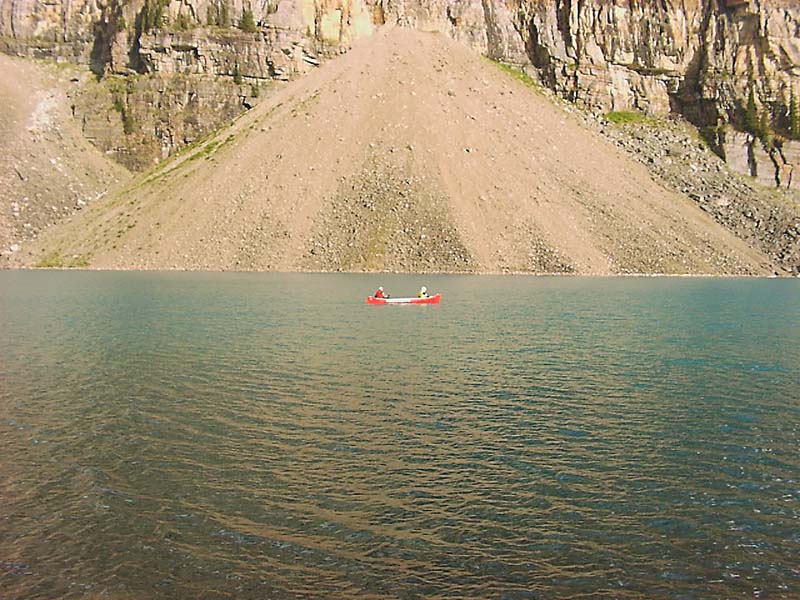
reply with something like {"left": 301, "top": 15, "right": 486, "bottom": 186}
{"left": 1, "top": 272, "right": 798, "bottom": 599}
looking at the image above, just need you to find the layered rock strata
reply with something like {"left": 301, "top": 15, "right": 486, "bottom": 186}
{"left": 2, "top": 0, "right": 800, "bottom": 185}
{"left": 1, "top": 0, "right": 355, "bottom": 168}
{"left": 512, "top": 0, "right": 800, "bottom": 189}
{"left": 25, "top": 28, "right": 782, "bottom": 275}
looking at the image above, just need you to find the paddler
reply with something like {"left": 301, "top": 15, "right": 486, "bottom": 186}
{"left": 417, "top": 286, "right": 428, "bottom": 298}
{"left": 374, "top": 286, "right": 388, "bottom": 299}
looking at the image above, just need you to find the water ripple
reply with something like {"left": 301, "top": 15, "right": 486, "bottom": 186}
{"left": 1, "top": 273, "right": 798, "bottom": 599}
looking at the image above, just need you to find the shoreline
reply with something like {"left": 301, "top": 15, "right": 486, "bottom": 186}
{"left": 2, "top": 266, "right": 796, "bottom": 278}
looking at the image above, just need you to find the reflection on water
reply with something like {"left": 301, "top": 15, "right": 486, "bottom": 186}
{"left": 1, "top": 272, "right": 798, "bottom": 599}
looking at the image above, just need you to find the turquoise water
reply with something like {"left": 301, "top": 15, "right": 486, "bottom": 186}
{"left": 1, "top": 272, "right": 798, "bottom": 599}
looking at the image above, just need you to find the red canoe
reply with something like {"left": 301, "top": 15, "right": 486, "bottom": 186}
{"left": 366, "top": 293, "right": 441, "bottom": 305}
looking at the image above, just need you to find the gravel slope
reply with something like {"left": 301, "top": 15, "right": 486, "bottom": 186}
{"left": 26, "top": 28, "right": 777, "bottom": 275}
{"left": 0, "top": 54, "right": 129, "bottom": 267}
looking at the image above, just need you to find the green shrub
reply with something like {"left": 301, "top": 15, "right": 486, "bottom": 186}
{"left": 174, "top": 13, "right": 193, "bottom": 31}
{"left": 66, "top": 255, "right": 91, "bottom": 268}
{"left": 239, "top": 6, "right": 258, "bottom": 32}
{"left": 743, "top": 84, "right": 759, "bottom": 136}
{"left": 605, "top": 111, "right": 649, "bottom": 125}
{"left": 35, "top": 251, "right": 91, "bottom": 268}
{"left": 207, "top": 1, "right": 232, "bottom": 27}
{"left": 121, "top": 107, "right": 135, "bottom": 135}
{"left": 491, "top": 60, "right": 540, "bottom": 90}
{"left": 758, "top": 110, "right": 772, "bottom": 145}
{"left": 109, "top": 81, "right": 135, "bottom": 135}
{"left": 739, "top": 79, "right": 776, "bottom": 148}
{"left": 137, "top": 0, "right": 168, "bottom": 33}
{"left": 35, "top": 252, "right": 63, "bottom": 268}
{"left": 219, "top": 1, "right": 230, "bottom": 27}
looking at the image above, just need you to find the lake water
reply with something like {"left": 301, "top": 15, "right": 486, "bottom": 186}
{"left": 1, "top": 272, "right": 798, "bottom": 599}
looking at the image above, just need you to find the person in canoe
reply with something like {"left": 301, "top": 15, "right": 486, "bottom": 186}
{"left": 374, "top": 286, "right": 389, "bottom": 299}
{"left": 417, "top": 286, "right": 428, "bottom": 298}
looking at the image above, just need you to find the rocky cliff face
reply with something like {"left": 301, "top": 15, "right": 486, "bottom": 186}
{"left": 381, "top": 0, "right": 800, "bottom": 188}
{"left": 511, "top": 0, "right": 800, "bottom": 189}
{"left": 27, "top": 28, "right": 785, "bottom": 275}
{"left": 0, "top": 0, "right": 373, "bottom": 74}
{"left": 2, "top": 0, "right": 800, "bottom": 185}
{"left": 1, "top": 0, "right": 368, "bottom": 169}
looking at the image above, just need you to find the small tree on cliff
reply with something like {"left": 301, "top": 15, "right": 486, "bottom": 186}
{"left": 758, "top": 109, "right": 772, "bottom": 147}
{"left": 206, "top": 1, "right": 232, "bottom": 27}
{"left": 219, "top": 1, "right": 231, "bottom": 27}
{"left": 175, "top": 12, "right": 193, "bottom": 31}
{"left": 239, "top": 5, "right": 258, "bottom": 32}
{"left": 743, "top": 83, "right": 760, "bottom": 138}
{"left": 790, "top": 86, "right": 800, "bottom": 139}
{"left": 138, "top": 0, "right": 167, "bottom": 33}
{"left": 207, "top": 0, "right": 231, "bottom": 27}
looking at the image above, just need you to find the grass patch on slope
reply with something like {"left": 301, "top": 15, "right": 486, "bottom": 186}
{"left": 35, "top": 251, "right": 91, "bottom": 268}
{"left": 605, "top": 111, "right": 658, "bottom": 126}
{"left": 142, "top": 130, "right": 235, "bottom": 184}
{"left": 489, "top": 60, "right": 542, "bottom": 92}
